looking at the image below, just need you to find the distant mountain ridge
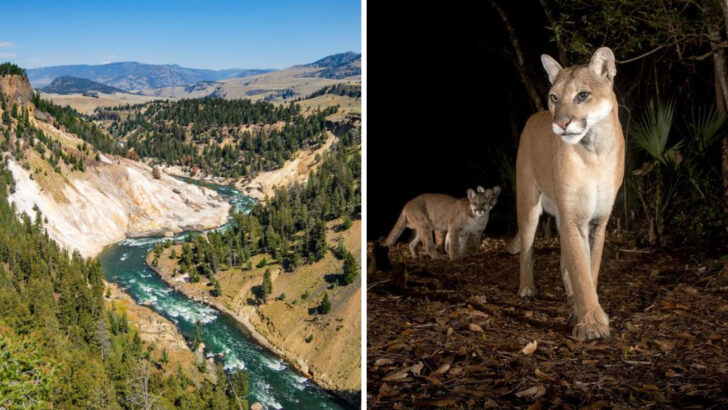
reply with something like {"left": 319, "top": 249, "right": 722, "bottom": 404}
{"left": 303, "top": 51, "right": 360, "bottom": 68}
{"left": 301, "top": 52, "right": 361, "bottom": 79}
{"left": 27, "top": 62, "right": 274, "bottom": 91}
{"left": 41, "top": 75, "right": 126, "bottom": 95}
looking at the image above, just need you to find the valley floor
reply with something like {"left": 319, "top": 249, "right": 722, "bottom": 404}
{"left": 367, "top": 237, "right": 728, "bottom": 408}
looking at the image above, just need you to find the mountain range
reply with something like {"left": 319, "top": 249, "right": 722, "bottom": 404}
{"left": 40, "top": 75, "right": 126, "bottom": 94}
{"left": 27, "top": 62, "right": 274, "bottom": 91}
{"left": 27, "top": 52, "right": 361, "bottom": 92}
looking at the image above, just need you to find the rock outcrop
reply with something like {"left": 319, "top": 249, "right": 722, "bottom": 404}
{"left": 8, "top": 156, "right": 230, "bottom": 257}
{"left": 0, "top": 74, "right": 34, "bottom": 106}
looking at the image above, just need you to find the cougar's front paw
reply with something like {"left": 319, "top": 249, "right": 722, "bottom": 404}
{"left": 518, "top": 285, "right": 537, "bottom": 298}
{"left": 572, "top": 306, "right": 610, "bottom": 341}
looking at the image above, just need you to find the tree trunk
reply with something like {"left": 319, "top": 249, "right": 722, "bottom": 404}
{"left": 487, "top": 0, "right": 545, "bottom": 111}
{"left": 539, "top": 0, "right": 568, "bottom": 65}
{"left": 712, "top": 20, "right": 728, "bottom": 213}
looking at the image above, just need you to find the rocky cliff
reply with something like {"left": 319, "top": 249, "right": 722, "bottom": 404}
{"left": 0, "top": 74, "right": 34, "bottom": 106}
{"left": 1, "top": 74, "right": 230, "bottom": 257}
{"left": 7, "top": 156, "right": 230, "bottom": 257}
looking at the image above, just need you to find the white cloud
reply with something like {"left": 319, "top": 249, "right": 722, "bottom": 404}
{"left": 102, "top": 53, "right": 116, "bottom": 64}
{"left": 0, "top": 52, "right": 16, "bottom": 58}
{"left": 0, "top": 41, "right": 15, "bottom": 48}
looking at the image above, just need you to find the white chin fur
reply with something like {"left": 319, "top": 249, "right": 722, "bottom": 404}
{"left": 559, "top": 132, "right": 585, "bottom": 145}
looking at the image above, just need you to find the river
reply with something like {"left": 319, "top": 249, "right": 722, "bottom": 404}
{"left": 99, "top": 180, "right": 353, "bottom": 409}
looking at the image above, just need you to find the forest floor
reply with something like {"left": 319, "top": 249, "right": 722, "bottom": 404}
{"left": 367, "top": 237, "right": 728, "bottom": 408}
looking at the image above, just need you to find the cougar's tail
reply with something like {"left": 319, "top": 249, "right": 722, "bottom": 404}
{"left": 505, "top": 233, "right": 521, "bottom": 254}
{"left": 384, "top": 211, "right": 407, "bottom": 246}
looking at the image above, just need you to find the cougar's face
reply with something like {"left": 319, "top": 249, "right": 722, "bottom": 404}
{"left": 541, "top": 48, "right": 617, "bottom": 145}
{"left": 467, "top": 186, "right": 501, "bottom": 217}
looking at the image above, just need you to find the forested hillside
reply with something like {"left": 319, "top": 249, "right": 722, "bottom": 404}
{"left": 152, "top": 125, "right": 361, "bottom": 282}
{"left": 149, "top": 126, "right": 362, "bottom": 393}
{"left": 0, "top": 158, "right": 251, "bottom": 408}
{"left": 93, "top": 98, "right": 340, "bottom": 178}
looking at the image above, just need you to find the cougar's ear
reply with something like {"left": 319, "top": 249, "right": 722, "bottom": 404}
{"left": 492, "top": 186, "right": 501, "bottom": 197}
{"left": 541, "top": 54, "right": 563, "bottom": 84}
{"left": 467, "top": 188, "right": 476, "bottom": 200}
{"left": 589, "top": 47, "right": 616, "bottom": 81}
{"left": 477, "top": 185, "right": 485, "bottom": 193}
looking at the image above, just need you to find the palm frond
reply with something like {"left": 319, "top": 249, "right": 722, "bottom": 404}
{"left": 629, "top": 99, "right": 680, "bottom": 167}
{"left": 687, "top": 105, "right": 726, "bottom": 153}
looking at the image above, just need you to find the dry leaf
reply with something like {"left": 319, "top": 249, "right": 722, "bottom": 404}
{"left": 515, "top": 385, "right": 546, "bottom": 399}
{"left": 432, "top": 363, "right": 450, "bottom": 376}
{"left": 534, "top": 368, "right": 555, "bottom": 382}
{"left": 382, "top": 362, "right": 424, "bottom": 381}
{"left": 469, "top": 323, "right": 484, "bottom": 332}
{"left": 374, "top": 358, "right": 394, "bottom": 367}
{"left": 521, "top": 340, "right": 538, "bottom": 355}
{"left": 654, "top": 339, "right": 675, "bottom": 351}
{"left": 446, "top": 327, "right": 454, "bottom": 336}
{"left": 665, "top": 368, "right": 680, "bottom": 378}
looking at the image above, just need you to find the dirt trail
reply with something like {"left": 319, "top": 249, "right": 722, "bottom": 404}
{"left": 367, "top": 237, "right": 728, "bottom": 408}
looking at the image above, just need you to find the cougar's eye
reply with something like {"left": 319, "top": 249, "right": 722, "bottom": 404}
{"left": 577, "top": 91, "right": 590, "bottom": 102}
{"left": 549, "top": 94, "right": 558, "bottom": 103}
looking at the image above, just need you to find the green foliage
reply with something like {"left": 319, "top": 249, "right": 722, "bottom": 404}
{"left": 627, "top": 100, "right": 727, "bottom": 244}
{"left": 256, "top": 257, "right": 267, "bottom": 268}
{"left": 211, "top": 278, "right": 223, "bottom": 297}
{"left": 262, "top": 269, "right": 273, "bottom": 299}
{"left": 0, "top": 62, "right": 25, "bottom": 76}
{"left": 0, "top": 158, "right": 253, "bottom": 408}
{"left": 31, "top": 94, "right": 124, "bottom": 155}
{"left": 192, "top": 320, "right": 203, "bottom": 350}
{"left": 630, "top": 100, "right": 682, "bottom": 168}
{"left": 319, "top": 292, "right": 332, "bottom": 314}
{"left": 95, "top": 98, "right": 337, "bottom": 178}
{"left": 342, "top": 251, "right": 358, "bottom": 285}
{"left": 0, "top": 332, "right": 56, "bottom": 408}
{"left": 307, "top": 220, "right": 328, "bottom": 262}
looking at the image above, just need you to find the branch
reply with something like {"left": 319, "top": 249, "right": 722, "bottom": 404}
{"left": 486, "top": 0, "right": 545, "bottom": 111}
{"left": 687, "top": 41, "right": 728, "bottom": 61}
{"left": 615, "top": 43, "right": 673, "bottom": 64}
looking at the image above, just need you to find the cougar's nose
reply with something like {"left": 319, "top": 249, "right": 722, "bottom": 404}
{"left": 555, "top": 119, "right": 570, "bottom": 130}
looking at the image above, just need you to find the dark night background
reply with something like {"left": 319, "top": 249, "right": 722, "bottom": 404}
{"left": 367, "top": 2, "right": 557, "bottom": 240}
{"left": 365, "top": 1, "right": 717, "bottom": 241}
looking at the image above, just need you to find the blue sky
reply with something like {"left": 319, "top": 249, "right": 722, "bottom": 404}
{"left": 0, "top": 0, "right": 361, "bottom": 70}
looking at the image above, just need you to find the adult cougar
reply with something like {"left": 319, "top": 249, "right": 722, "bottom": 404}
{"left": 385, "top": 186, "right": 500, "bottom": 260}
{"left": 512, "top": 47, "right": 624, "bottom": 340}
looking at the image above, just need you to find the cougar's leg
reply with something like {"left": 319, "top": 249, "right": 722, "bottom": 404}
{"left": 408, "top": 232, "right": 420, "bottom": 258}
{"left": 561, "top": 217, "right": 609, "bottom": 341}
{"left": 447, "top": 227, "right": 462, "bottom": 260}
{"left": 589, "top": 215, "right": 609, "bottom": 288}
{"left": 517, "top": 188, "right": 541, "bottom": 298}
{"left": 420, "top": 227, "right": 444, "bottom": 260}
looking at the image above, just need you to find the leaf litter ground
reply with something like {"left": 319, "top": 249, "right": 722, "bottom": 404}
{"left": 367, "top": 237, "right": 728, "bottom": 408}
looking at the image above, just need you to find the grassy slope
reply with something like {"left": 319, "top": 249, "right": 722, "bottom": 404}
{"left": 150, "top": 219, "right": 362, "bottom": 393}
{"left": 39, "top": 91, "right": 164, "bottom": 115}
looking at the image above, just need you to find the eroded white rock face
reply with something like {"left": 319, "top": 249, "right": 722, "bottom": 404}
{"left": 8, "top": 157, "right": 230, "bottom": 258}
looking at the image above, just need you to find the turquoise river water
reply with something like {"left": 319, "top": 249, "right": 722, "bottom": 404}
{"left": 99, "top": 180, "right": 353, "bottom": 409}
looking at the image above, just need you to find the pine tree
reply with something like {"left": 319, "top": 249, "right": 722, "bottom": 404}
{"left": 342, "top": 251, "right": 358, "bottom": 285}
{"left": 319, "top": 292, "right": 332, "bottom": 314}
{"left": 262, "top": 269, "right": 272, "bottom": 299}
{"left": 192, "top": 320, "right": 203, "bottom": 350}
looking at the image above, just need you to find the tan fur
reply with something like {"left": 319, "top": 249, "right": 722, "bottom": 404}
{"left": 514, "top": 48, "right": 625, "bottom": 340}
{"left": 385, "top": 187, "right": 499, "bottom": 260}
